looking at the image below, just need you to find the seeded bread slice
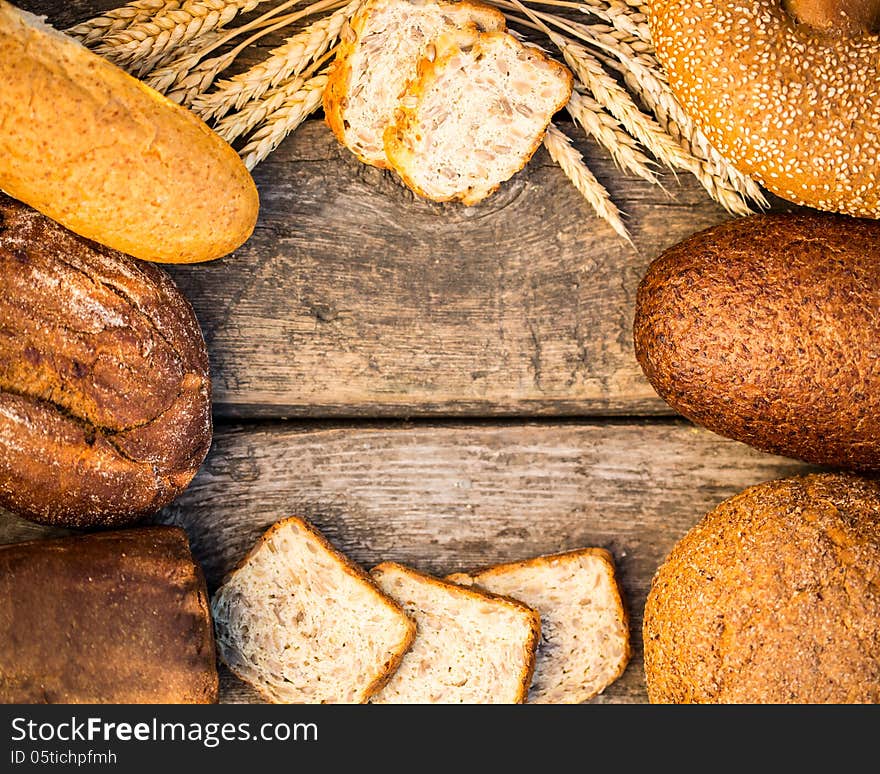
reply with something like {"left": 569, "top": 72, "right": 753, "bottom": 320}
{"left": 384, "top": 28, "right": 573, "bottom": 204}
{"left": 324, "top": 0, "right": 505, "bottom": 167}
{"left": 211, "top": 517, "right": 416, "bottom": 704}
{"left": 369, "top": 562, "right": 540, "bottom": 703}
{"left": 448, "top": 548, "right": 631, "bottom": 703}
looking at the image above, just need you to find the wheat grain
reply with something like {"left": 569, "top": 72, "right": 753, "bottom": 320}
{"left": 67, "top": 0, "right": 175, "bottom": 45}
{"left": 543, "top": 124, "right": 632, "bottom": 243}
{"left": 195, "top": 0, "right": 360, "bottom": 121}
{"left": 240, "top": 72, "right": 329, "bottom": 170}
{"left": 566, "top": 91, "right": 657, "bottom": 185}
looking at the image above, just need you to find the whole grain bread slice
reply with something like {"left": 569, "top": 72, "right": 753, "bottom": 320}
{"left": 383, "top": 28, "right": 573, "bottom": 204}
{"left": 369, "top": 561, "right": 540, "bottom": 703}
{"left": 324, "top": 0, "right": 505, "bottom": 167}
{"left": 448, "top": 548, "right": 631, "bottom": 703}
{"left": 211, "top": 517, "right": 415, "bottom": 704}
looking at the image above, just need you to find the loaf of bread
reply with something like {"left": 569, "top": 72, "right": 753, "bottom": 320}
{"left": 644, "top": 474, "right": 880, "bottom": 703}
{"left": 0, "top": 527, "right": 218, "bottom": 703}
{"left": 211, "top": 517, "right": 416, "bottom": 704}
{"left": 0, "top": 195, "right": 212, "bottom": 527}
{"left": 634, "top": 213, "right": 880, "bottom": 471}
{"left": 324, "top": 0, "right": 505, "bottom": 167}
{"left": 370, "top": 562, "right": 540, "bottom": 704}
{"left": 448, "top": 548, "right": 631, "bottom": 703}
{"left": 0, "top": 2, "right": 259, "bottom": 263}
{"left": 383, "top": 29, "right": 573, "bottom": 204}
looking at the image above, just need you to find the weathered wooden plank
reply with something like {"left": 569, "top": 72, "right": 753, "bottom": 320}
{"left": 21, "top": 2, "right": 794, "bottom": 420}
{"left": 0, "top": 421, "right": 817, "bottom": 703}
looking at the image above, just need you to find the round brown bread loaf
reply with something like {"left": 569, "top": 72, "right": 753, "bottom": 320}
{"left": 0, "top": 2, "right": 259, "bottom": 263}
{"left": 0, "top": 195, "right": 212, "bottom": 527}
{"left": 644, "top": 474, "right": 880, "bottom": 704}
{"left": 633, "top": 213, "right": 880, "bottom": 471}
{"left": 649, "top": 0, "right": 880, "bottom": 217}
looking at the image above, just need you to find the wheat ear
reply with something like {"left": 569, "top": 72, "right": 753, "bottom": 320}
{"left": 66, "top": 0, "right": 175, "bottom": 45}
{"left": 96, "top": 0, "right": 266, "bottom": 73}
{"left": 240, "top": 72, "right": 329, "bottom": 170}
{"left": 565, "top": 91, "right": 658, "bottom": 185}
{"left": 543, "top": 124, "right": 631, "bottom": 244}
{"left": 212, "top": 48, "right": 335, "bottom": 141}
{"left": 194, "top": 0, "right": 361, "bottom": 121}
{"left": 147, "top": 0, "right": 343, "bottom": 102}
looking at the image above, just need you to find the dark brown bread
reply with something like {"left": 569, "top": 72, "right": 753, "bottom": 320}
{"left": 643, "top": 474, "right": 880, "bottom": 704}
{"left": 0, "top": 526, "right": 218, "bottom": 703}
{"left": 633, "top": 213, "right": 880, "bottom": 470}
{"left": 0, "top": 195, "right": 212, "bottom": 527}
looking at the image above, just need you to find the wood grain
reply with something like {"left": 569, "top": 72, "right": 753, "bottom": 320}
{"left": 23, "top": 1, "right": 793, "bottom": 420}
{"left": 0, "top": 421, "right": 817, "bottom": 703}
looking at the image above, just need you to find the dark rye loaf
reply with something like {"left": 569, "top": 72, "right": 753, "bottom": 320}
{"left": 634, "top": 213, "right": 880, "bottom": 470}
{"left": 643, "top": 474, "right": 880, "bottom": 704}
{"left": 0, "top": 527, "right": 218, "bottom": 703}
{"left": 0, "top": 195, "right": 211, "bottom": 527}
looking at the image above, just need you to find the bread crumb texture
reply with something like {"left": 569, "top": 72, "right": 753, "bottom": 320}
{"left": 324, "top": 0, "right": 505, "bottom": 167}
{"left": 449, "top": 548, "right": 630, "bottom": 703}
{"left": 649, "top": 0, "right": 880, "bottom": 217}
{"left": 384, "top": 28, "right": 572, "bottom": 204}
{"left": 211, "top": 518, "right": 415, "bottom": 704}
{"left": 370, "top": 562, "right": 540, "bottom": 703}
{"left": 644, "top": 474, "right": 880, "bottom": 703}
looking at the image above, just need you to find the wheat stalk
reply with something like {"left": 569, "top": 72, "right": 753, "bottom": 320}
{"left": 543, "top": 124, "right": 631, "bottom": 243}
{"left": 194, "top": 0, "right": 360, "bottom": 121}
{"left": 240, "top": 72, "right": 329, "bottom": 170}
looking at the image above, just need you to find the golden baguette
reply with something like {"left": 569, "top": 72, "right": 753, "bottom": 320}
{"left": 0, "top": 2, "right": 259, "bottom": 263}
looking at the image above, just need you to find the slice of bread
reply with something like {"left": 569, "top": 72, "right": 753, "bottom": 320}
{"left": 369, "top": 562, "right": 540, "bottom": 703}
{"left": 384, "top": 29, "right": 573, "bottom": 204}
{"left": 324, "top": 0, "right": 505, "bottom": 167}
{"left": 211, "top": 517, "right": 416, "bottom": 704}
{"left": 448, "top": 548, "right": 630, "bottom": 703}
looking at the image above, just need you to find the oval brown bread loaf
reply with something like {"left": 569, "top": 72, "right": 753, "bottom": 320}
{"left": 0, "top": 2, "right": 259, "bottom": 263}
{"left": 649, "top": 0, "right": 880, "bottom": 217}
{"left": 0, "top": 195, "right": 212, "bottom": 527}
{"left": 633, "top": 213, "right": 880, "bottom": 471}
{"left": 0, "top": 527, "right": 218, "bottom": 703}
{"left": 643, "top": 474, "right": 880, "bottom": 704}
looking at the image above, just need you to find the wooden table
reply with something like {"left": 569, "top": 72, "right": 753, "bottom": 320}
{"left": 2, "top": 1, "right": 814, "bottom": 703}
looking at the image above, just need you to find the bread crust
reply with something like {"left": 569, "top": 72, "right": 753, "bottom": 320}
{"left": 216, "top": 517, "right": 416, "bottom": 704}
{"left": 383, "top": 29, "right": 572, "bottom": 204}
{"left": 634, "top": 212, "right": 880, "bottom": 470}
{"left": 372, "top": 561, "right": 541, "bottom": 703}
{"left": 0, "top": 526, "right": 218, "bottom": 704}
{"left": 649, "top": 0, "right": 880, "bottom": 217}
{"left": 643, "top": 474, "right": 880, "bottom": 704}
{"left": 0, "top": 195, "right": 212, "bottom": 527}
{"left": 323, "top": 0, "right": 506, "bottom": 168}
{"left": 0, "top": 2, "right": 259, "bottom": 262}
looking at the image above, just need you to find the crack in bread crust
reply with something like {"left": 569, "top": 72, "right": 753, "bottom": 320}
{"left": 0, "top": 196, "right": 211, "bottom": 527}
